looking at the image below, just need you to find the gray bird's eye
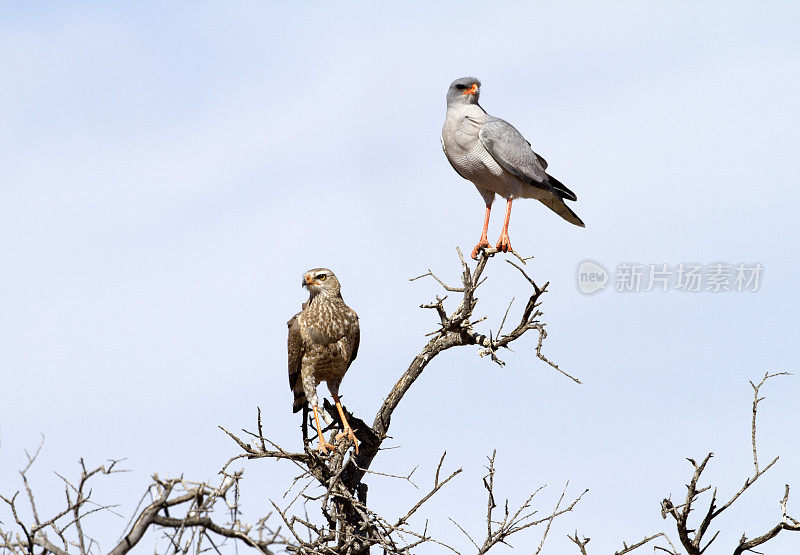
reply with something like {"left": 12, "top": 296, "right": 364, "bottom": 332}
{"left": 455, "top": 84, "right": 466, "bottom": 90}
{"left": 317, "top": 274, "right": 326, "bottom": 281}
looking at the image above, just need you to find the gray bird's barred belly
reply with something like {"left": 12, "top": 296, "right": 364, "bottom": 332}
{"left": 465, "top": 146, "right": 538, "bottom": 200}
{"left": 448, "top": 141, "right": 542, "bottom": 201}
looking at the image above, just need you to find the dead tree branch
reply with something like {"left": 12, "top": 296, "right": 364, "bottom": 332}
{"left": 457, "top": 450, "right": 589, "bottom": 554}
{"left": 215, "top": 250, "right": 585, "bottom": 553}
{"left": 354, "top": 249, "right": 579, "bottom": 486}
{"left": 0, "top": 442, "right": 286, "bottom": 555}
{"left": 569, "top": 372, "right": 796, "bottom": 555}
{"left": 660, "top": 371, "right": 798, "bottom": 555}
{"left": 614, "top": 532, "right": 677, "bottom": 554}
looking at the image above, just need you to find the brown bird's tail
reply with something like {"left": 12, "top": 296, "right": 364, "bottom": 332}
{"left": 292, "top": 389, "right": 307, "bottom": 413}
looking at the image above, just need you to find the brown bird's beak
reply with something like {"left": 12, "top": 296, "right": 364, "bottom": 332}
{"left": 462, "top": 83, "right": 479, "bottom": 96}
{"left": 302, "top": 274, "right": 312, "bottom": 288}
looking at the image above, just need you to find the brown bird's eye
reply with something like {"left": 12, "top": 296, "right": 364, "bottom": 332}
{"left": 317, "top": 274, "right": 326, "bottom": 281}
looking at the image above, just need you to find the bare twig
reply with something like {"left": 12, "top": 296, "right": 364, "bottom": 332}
{"left": 394, "top": 452, "right": 461, "bottom": 529}
{"left": 568, "top": 531, "right": 590, "bottom": 555}
{"left": 749, "top": 371, "right": 791, "bottom": 473}
{"left": 615, "top": 532, "right": 676, "bottom": 554}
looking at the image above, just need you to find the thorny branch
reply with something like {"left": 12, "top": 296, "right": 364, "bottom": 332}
{"left": 455, "top": 450, "right": 588, "bottom": 555}
{"left": 657, "top": 371, "right": 798, "bottom": 555}
{"left": 568, "top": 372, "right": 798, "bottom": 555}
{"left": 408, "top": 248, "right": 581, "bottom": 383}
{"left": 214, "top": 250, "right": 587, "bottom": 553}
{"left": 568, "top": 531, "right": 678, "bottom": 555}
{"left": 0, "top": 441, "right": 286, "bottom": 554}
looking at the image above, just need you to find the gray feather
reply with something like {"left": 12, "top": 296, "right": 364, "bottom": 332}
{"left": 479, "top": 119, "right": 578, "bottom": 202}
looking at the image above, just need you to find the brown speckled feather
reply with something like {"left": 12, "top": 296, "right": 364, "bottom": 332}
{"left": 287, "top": 312, "right": 305, "bottom": 412}
{"left": 287, "top": 269, "right": 359, "bottom": 414}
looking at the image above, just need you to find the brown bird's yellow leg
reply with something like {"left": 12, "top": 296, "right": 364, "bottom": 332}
{"left": 311, "top": 404, "right": 335, "bottom": 453}
{"left": 471, "top": 204, "right": 493, "bottom": 260}
{"left": 331, "top": 393, "right": 359, "bottom": 454}
{"left": 496, "top": 198, "right": 513, "bottom": 253}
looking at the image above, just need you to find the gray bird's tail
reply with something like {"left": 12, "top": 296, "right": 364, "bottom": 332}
{"left": 533, "top": 173, "right": 584, "bottom": 227}
{"left": 540, "top": 193, "right": 585, "bottom": 227}
{"left": 545, "top": 174, "right": 578, "bottom": 202}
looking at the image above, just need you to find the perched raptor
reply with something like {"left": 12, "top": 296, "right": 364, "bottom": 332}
{"left": 287, "top": 268, "right": 360, "bottom": 453}
{"left": 441, "top": 77, "right": 584, "bottom": 259}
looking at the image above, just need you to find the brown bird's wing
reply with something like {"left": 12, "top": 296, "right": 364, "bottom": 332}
{"left": 347, "top": 321, "right": 360, "bottom": 369}
{"left": 534, "top": 151, "right": 548, "bottom": 170}
{"left": 287, "top": 312, "right": 306, "bottom": 412}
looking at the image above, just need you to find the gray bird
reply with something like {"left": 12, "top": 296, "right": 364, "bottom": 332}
{"left": 287, "top": 268, "right": 360, "bottom": 453}
{"left": 441, "top": 77, "right": 584, "bottom": 259}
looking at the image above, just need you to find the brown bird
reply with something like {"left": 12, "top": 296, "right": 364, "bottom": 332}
{"left": 287, "top": 268, "right": 360, "bottom": 453}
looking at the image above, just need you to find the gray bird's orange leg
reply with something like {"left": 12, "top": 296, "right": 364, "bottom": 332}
{"left": 331, "top": 392, "right": 359, "bottom": 453}
{"left": 471, "top": 204, "right": 493, "bottom": 260}
{"left": 496, "top": 198, "right": 513, "bottom": 253}
{"left": 311, "top": 404, "right": 335, "bottom": 454}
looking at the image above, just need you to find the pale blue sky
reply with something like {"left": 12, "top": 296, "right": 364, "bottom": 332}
{"left": 2, "top": 2, "right": 799, "bottom": 553}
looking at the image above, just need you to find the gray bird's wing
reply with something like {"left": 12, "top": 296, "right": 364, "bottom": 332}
{"left": 479, "top": 119, "right": 576, "bottom": 201}
{"left": 287, "top": 313, "right": 306, "bottom": 412}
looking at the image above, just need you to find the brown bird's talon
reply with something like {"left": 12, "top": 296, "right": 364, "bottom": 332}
{"left": 332, "top": 394, "right": 359, "bottom": 454}
{"left": 316, "top": 439, "right": 336, "bottom": 454}
{"left": 336, "top": 427, "right": 359, "bottom": 453}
